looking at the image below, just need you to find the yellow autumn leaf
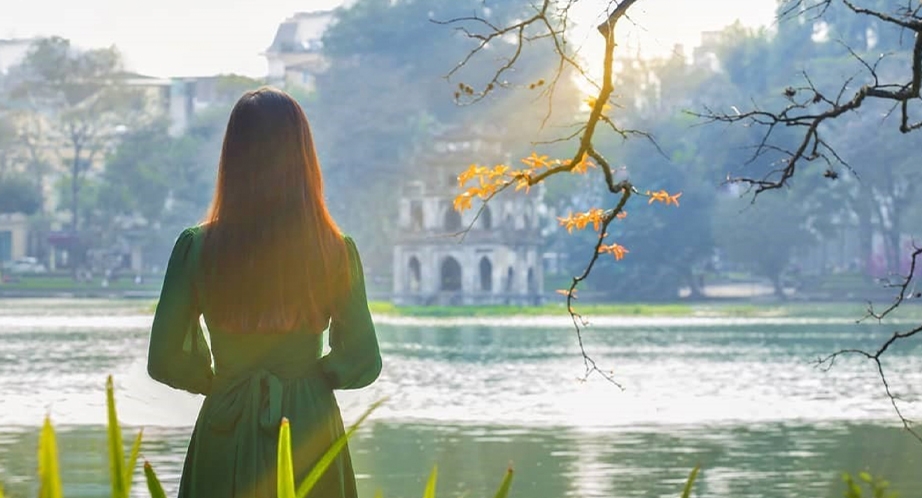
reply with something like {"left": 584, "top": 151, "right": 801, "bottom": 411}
{"left": 598, "top": 243, "right": 630, "bottom": 261}
{"left": 571, "top": 154, "right": 596, "bottom": 174}
{"left": 585, "top": 96, "right": 613, "bottom": 113}
{"left": 521, "top": 152, "right": 550, "bottom": 170}
{"left": 453, "top": 193, "right": 473, "bottom": 212}
{"left": 646, "top": 190, "right": 681, "bottom": 206}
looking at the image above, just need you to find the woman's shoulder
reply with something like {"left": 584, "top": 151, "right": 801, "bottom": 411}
{"left": 187, "top": 223, "right": 209, "bottom": 235}
{"left": 177, "top": 224, "right": 209, "bottom": 242}
{"left": 339, "top": 233, "right": 362, "bottom": 259}
{"left": 168, "top": 225, "right": 208, "bottom": 261}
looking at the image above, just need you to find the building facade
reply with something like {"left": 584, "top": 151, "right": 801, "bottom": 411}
{"left": 0, "top": 38, "right": 32, "bottom": 75}
{"left": 392, "top": 127, "right": 544, "bottom": 306}
{"left": 264, "top": 11, "right": 332, "bottom": 91}
{"left": 0, "top": 214, "right": 28, "bottom": 264}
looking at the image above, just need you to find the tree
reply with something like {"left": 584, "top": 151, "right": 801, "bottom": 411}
{"left": 0, "top": 113, "right": 18, "bottom": 175}
{"left": 96, "top": 120, "right": 174, "bottom": 227}
{"left": 0, "top": 173, "right": 42, "bottom": 215}
{"left": 440, "top": 0, "right": 922, "bottom": 436}
{"left": 9, "top": 37, "right": 145, "bottom": 265}
{"left": 715, "top": 191, "right": 815, "bottom": 298}
{"left": 312, "top": 0, "right": 582, "bottom": 272}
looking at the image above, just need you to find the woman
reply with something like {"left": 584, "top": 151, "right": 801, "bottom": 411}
{"left": 148, "top": 87, "right": 382, "bottom": 498}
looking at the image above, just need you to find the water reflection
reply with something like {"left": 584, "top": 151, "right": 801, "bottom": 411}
{"left": 1, "top": 300, "right": 921, "bottom": 497}
{"left": 0, "top": 423, "right": 919, "bottom": 498}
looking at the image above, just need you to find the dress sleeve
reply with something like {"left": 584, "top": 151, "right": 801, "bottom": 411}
{"left": 319, "top": 236, "right": 382, "bottom": 390}
{"left": 147, "top": 228, "right": 214, "bottom": 395}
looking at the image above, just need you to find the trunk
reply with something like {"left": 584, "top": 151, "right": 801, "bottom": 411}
{"left": 684, "top": 266, "right": 705, "bottom": 300}
{"left": 71, "top": 151, "right": 80, "bottom": 233}
{"left": 770, "top": 273, "right": 787, "bottom": 300}
{"left": 70, "top": 142, "right": 82, "bottom": 277}
{"left": 857, "top": 208, "right": 873, "bottom": 278}
{"left": 886, "top": 227, "right": 901, "bottom": 276}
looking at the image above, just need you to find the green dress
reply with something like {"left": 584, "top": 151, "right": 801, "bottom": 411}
{"left": 147, "top": 226, "right": 382, "bottom": 498}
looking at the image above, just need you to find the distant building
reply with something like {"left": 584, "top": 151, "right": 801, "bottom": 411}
{"left": 264, "top": 11, "right": 333, "bottom": 91}
{"left": 0, "top": 213, "right": 28, "bottom": 264}
{"left": 117, "top": 73, "right": 262, "bottom": 136}
{"left": 0, "top": 38, "right": 32, "bottom": 75}
{"left": 693, "top": 30, "right": 723, "bottom": 71}
{"left": 163, "top": 75, "right": 255, "bottom": 136}
{"left": 392, "top": 125, "right": 545, "bottom": 306}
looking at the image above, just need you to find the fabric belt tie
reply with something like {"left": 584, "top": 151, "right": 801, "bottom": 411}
{"left": 205, "top": 369, "right": 288, "bottom": 497}
{"left": 208, "top": 368, "right": 284, "bottom": 433}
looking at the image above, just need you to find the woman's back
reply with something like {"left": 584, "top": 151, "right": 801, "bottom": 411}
{"left": 146, "top": 87, "right": 381, "bottom": 498}
{"left": 148, "top": 225, "right": 380, "bottom": 497}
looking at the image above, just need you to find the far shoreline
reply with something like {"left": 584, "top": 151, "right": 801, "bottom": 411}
{"left": 3, "top": 297, "right": 922, "bottom": 322}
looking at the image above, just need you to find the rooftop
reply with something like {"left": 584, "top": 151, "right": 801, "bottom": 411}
{"left": 265, "top": 10, "right": 335, "bottom": 54}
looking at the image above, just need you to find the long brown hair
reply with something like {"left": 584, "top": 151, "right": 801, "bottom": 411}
{"left": 201, "top": 87, "right": 348, "bottom": 333}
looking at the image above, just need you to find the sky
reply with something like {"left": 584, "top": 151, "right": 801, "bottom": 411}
{"left": 0, "top": 0, "right": 778, "bottom": 78}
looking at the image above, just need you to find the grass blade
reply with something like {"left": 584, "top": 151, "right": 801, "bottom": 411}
{"left": 38, "top": 415, "right": 63, "bottom": 498}
{"left": 278, "top": 418, "right": 296, "bottom": 498}
{"left": 106, "top": 375, "right": 127, "bottom": 498}
{"left": 492, "top": 467, "right": 514, "bottom": 498}
{"left": 296, "top": 397, "right": 387, "bottom": 498}
{"left": 681, "top": 465, "right": 700, "bottom": 498}
{"left": 0, "top": 482, "right": 5, "bottom": 498}
{"left": 422, "top": 465, "right": 437, "bottom": 498}
{"left": 124, "top": 428, "right": 143, "bottom": 496}
{"left": 143, "top": 461, "right": 168, "bottom": 498}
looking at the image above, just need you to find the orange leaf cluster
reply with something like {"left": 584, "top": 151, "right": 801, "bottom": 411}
{"left": 557, "top": 208, "right": 607, "bottom": 233}
{"left": 454, "top": 152, "right": 597, "bottom": 213}
{"left": 521, "top": 152, "right": 595, "bottom": 174}
{"left": 598, "top": 243, "right": 629, "bottom": 261}
{"left": 560, "top": 153, "right": 596, "bottom": 174}
{"left": 520, "top": 152, "right": 551, "bottom": 169}
{"left": 646, "top": 190, "right": 682, "bottom": 206}
{"left": 453, "top": 164, "right": 518, "bottom": 212}
{"left": 585, "top": 96, "right": 613, "bottom": 114}
{"left": 555, "top": 288, "right": 579, "bottom": 300}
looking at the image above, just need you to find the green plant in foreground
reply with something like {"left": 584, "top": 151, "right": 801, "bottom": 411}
{"left": 106, "top": 376, "right": 144, "bottom": 498}
{"left": 843, "top": 471, "right": 899, "bottom": 498}
{"left": 37, "top": 415, "right": 61, "bottom": 498}
{"left": 681, "top": 465, "right": 700, "bottom": 498}
{"left": 9, "top": 375, "right": 708, "bottom": 498}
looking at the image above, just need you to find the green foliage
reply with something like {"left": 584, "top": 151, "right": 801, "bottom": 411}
{"left": 363, "top": 463, "right": 515, "bottom": 498}
{"left": 142, "top": 462, "right": 167, "bottom": 498}
{"left": 843, "top": 471, "right": 899, "bottom": 498}
{"left": 99, "top": 120, "right": 174, "bottom": 224}
{"left": 492, "top": 467, "right": 514, "bottom": 498}
{"left": 277, "top": 418, "right": 296, "bottom": 498}
{"left": 10, "top": 37, "right": 143, "bottom": 236}
{"left": 422, "top": 465, "right": 438, "bottom": 498}
{"left": 106, "top": 375, "right": 143, "bottom": 498}
{"left": 681, "top": 465, "right": 700, "bottom": 498}
{"left": 714, "top": 190, "right": 815, "bottom": 298}
{"left": 37, "top": 415, "right": 62, "bottom": 498}
{"left": 2, "top": 387, "right": 713, "bottom": 498}
{"left": 295, "top": 398, "right": 386, "bottom": 498}
{"left": 0, "top": 174, "right": 42, "bottom": 214}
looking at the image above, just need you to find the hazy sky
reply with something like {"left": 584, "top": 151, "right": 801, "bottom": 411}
{"left": 0, "top": 0, "right": 777, "bottom": 78}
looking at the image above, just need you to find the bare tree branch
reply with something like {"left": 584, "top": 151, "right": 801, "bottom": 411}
{"left": 446, "top": 0, "right": 644, "bottom": 382}
{"left": 698, "top": 1, "right": 922, "bottom": 195}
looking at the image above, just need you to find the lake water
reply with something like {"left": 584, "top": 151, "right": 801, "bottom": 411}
{"left": 1, "top": 299, "right": 921, "bottom": 497}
